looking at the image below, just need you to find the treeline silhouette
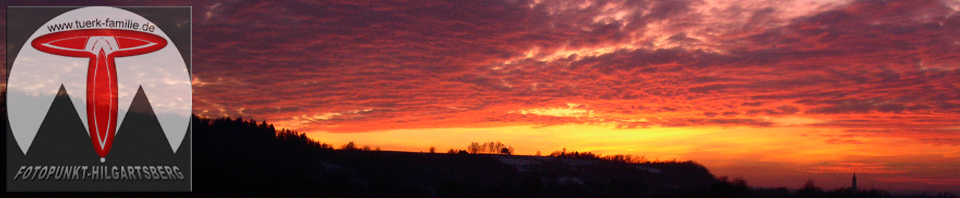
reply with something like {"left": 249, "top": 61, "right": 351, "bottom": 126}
{"left": 191, "top": 115, "right": 960, "bottom": 198}
{"left": 191, "top": 115, "right": 718, "bottom": 197}
{"left": 2, "top": 105, "right": 957, "bottom": 197}
{"left": 549, "top": 148, "right": 654, "bottom": 164}
{"left": 455, "top": 141, "right": 514, "bottom": 155}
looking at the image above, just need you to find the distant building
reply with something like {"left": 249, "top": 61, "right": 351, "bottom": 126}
{"left": 852, "top": 173, "right": 858, "bottom": 190}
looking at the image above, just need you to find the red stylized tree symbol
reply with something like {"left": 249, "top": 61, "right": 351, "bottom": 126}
{"left": 32, "top": 29, "right": 167, "bottom": 163}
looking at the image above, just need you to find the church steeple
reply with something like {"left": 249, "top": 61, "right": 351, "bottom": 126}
{"left": 852, "top": 173, "right": 858, "bottom": 190}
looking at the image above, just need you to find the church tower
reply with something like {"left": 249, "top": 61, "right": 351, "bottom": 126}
{"left": 852, "top": 173, "right": 858, "bottom": 190}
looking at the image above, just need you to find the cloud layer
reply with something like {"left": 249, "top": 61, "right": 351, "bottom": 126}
{"left": 168, "top": 0, "right": 960, "bottom": 143}
{"left": 9, "top": 0, "right": 953, "bottom": 142}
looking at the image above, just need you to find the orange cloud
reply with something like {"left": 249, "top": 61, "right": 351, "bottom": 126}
{"left": 805, "top": 162, "right": 908, "bottom": 174}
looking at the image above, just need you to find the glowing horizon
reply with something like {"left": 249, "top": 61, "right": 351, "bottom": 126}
{"left": 305, "top": 124, "right": 959, "bottom": 192}
{"left": 4, "top": 0, "right": 957, "bottom": 193}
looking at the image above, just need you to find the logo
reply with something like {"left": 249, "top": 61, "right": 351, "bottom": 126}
{"left": 32, "top": 29, "right": 169, "bottom": 163}
{"left": 6, "top": 7, "right": 191, "bottom": 191}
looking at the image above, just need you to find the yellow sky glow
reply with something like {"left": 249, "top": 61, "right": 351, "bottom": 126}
{"left": 309, "top": 124, "right": 960, "bottom": 189}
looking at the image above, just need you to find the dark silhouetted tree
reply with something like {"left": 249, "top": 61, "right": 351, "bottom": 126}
{"left": 467, "top": 142, "right": 481, "bottom": 154}
{"left": 466, "top": 141, "right": 514, "bottom": 154}
{"left": 798, "top": 179, "right": 824, "bottom": 198}
{"left": 341, "top": 141, "right": 358, "bottom": 151}
{"left": 710, "top": 177, "right": 752, "bottom": 198}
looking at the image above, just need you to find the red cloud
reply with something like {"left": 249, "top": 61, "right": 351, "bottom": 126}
{"left": 181, "top": 0, "right": 960, "bottom": 137}
{"left": 3, "top": 0, "right": 957, "bottom": 139}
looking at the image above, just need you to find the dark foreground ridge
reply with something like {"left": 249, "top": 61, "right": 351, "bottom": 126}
{"left": 2, "top": 100, "right": 957, "bottom": 197}
{"left": 193, "top": 116, "right": 714, "bottom": 197}
{"left": 189, "top": 116, "right": 959, "bottom": 198}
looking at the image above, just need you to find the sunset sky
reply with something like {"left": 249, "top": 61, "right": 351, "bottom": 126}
{"left": 4, "top": 0, "right": 960, "bottom": 193}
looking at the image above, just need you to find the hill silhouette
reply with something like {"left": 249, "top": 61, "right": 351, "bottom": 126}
{"left": 191, "top": 115, "right": 719, "bottom": 197}
{"left": 187, "top": 116, "right": 959, "bottom": 198}
{"left": 2, "top": 92, "right": 957, "bottom": 197}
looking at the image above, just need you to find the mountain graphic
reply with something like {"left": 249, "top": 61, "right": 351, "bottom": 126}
{"left": 5, "top": 86, "right": 191, "bottom": 191}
